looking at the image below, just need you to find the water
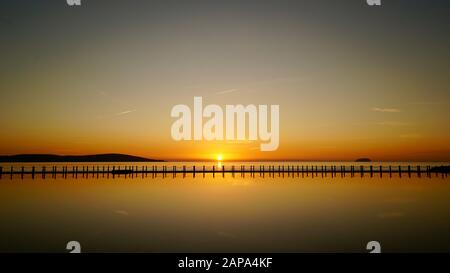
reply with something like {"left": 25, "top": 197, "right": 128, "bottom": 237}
{"left": 0, "top": 161, "right": 449, "bottom": 253}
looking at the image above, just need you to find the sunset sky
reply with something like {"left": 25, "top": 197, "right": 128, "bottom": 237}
{"left": 1, "top": 0, "right": 449, "bottom": 161}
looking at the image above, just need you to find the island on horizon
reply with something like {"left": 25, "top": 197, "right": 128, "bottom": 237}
{"left": 0, "top": 153, "right": 164, "bottom": 163}
{"left": 355, "top": 158, "right": 372, "bottom": 162}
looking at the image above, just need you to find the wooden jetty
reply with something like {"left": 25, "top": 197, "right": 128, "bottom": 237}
{"left": 0, "top": 164, "right": 448, "bottom": 179}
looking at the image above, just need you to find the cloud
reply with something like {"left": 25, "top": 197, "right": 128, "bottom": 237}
{"left": 408, "top": 102, "right": 445, "bottom": 106}
{"left": 216, "top": 88, "right": 238, "bottom": 95}
{"left": 115, "top": 210, "right": 129, "bottom": 216}
{"left": 116, "top": 109, "right": 137, "bottom": 116}
{"left": 377, "top": 121, "right": 411, "bottom": 126}
{"left": 399, "top": 134, "right": 421, "bottom": 139}
{"left": 372, "top": 107, "right": 401, "bottom": 113}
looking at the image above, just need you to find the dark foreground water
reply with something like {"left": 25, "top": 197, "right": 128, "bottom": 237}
{"left": 0, "top": 162, "right": 449, "bottom": 253}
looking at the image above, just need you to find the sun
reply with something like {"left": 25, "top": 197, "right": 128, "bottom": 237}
{"left": 217, "top": 154, "right": 223, "bottom": 161}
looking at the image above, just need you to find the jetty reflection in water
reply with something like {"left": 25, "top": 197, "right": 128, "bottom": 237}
{"left": 0, "top": 165, "right": 449, "bottom": 253}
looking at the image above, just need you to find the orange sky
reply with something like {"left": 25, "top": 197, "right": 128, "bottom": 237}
{"left": 1, "top": 1, "right": 450, "bottom": 161}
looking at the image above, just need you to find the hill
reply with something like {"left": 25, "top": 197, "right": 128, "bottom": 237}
{"left": 0, "top": 153, "right": 163, "bottom": 162}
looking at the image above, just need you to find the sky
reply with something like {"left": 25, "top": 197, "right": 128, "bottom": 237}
{"left": 0, "top": 0, "right": 450, "bottom": 161}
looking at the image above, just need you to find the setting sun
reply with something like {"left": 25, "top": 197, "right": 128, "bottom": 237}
{"left": 217, "top": 154, "right": 223, "bottom": 161}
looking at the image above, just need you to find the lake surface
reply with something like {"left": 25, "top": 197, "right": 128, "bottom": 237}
{"left": 0, "top": 162, "right": 449, "bottom": 253}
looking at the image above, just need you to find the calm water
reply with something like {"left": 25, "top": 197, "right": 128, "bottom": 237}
{"left": 0, "top": 162, "right": 449, "bottom": 253}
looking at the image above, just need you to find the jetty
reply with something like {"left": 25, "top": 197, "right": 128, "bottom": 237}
{"left": 0, "top": 164, "right": 448, "bottom": 179}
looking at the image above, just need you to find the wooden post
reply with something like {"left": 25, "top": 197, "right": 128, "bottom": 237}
{"left": 408, "top": 165, "right": 411, "bottom": 175}
{"left": 222, "top": 165, "right": 225, "bottom": 174}
{"left": 193, "top": 166, "right": 196, "bottom": 173}
{"left": 0, "top": 166, "right": 2, "bottom": 179}
{"left": 417, "top": 166, "right": 421, "bottom": 176}
{"left": 212, "top": 165, "right": 215, "bottom": 173}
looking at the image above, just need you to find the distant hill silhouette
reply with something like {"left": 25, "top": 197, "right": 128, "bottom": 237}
{"left": 0, "top": 153, "right": 163, "bottom": 162}
{"left": 355, "top": 158, "right": 372, "bottom": 162}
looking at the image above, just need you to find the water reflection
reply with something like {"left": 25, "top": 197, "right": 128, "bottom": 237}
{"left": 0, "top": 166, "right": 449, "bottom": 253}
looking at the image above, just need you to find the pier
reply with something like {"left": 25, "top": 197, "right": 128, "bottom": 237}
{"left": 0, "top": 164, "right": 448, "bottom": 179}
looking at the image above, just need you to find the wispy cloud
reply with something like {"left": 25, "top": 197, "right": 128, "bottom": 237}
{"left": 216, "top": 88, "right": 238, "bottom": 95}
{"left": 408, "top": 102, "right": 445, "bottom": 106}
{"left": 377, "top": 121, "right": 412, "bottom": 126}
{"left": 399, "top": 134, "right": 421, "bottom": 139}
{"left": 114, "top": 210, "right": 129, "bottom": 216}
{"left": 116, "top": 109, "right": 137, "bottom": 116}
{"left": 372, "top": 107, "right": 401, "bottom": 113}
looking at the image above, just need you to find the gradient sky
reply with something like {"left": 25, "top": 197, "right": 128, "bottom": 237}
{"left": 1, "top": 0, "right": 450, "bottom": 161}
